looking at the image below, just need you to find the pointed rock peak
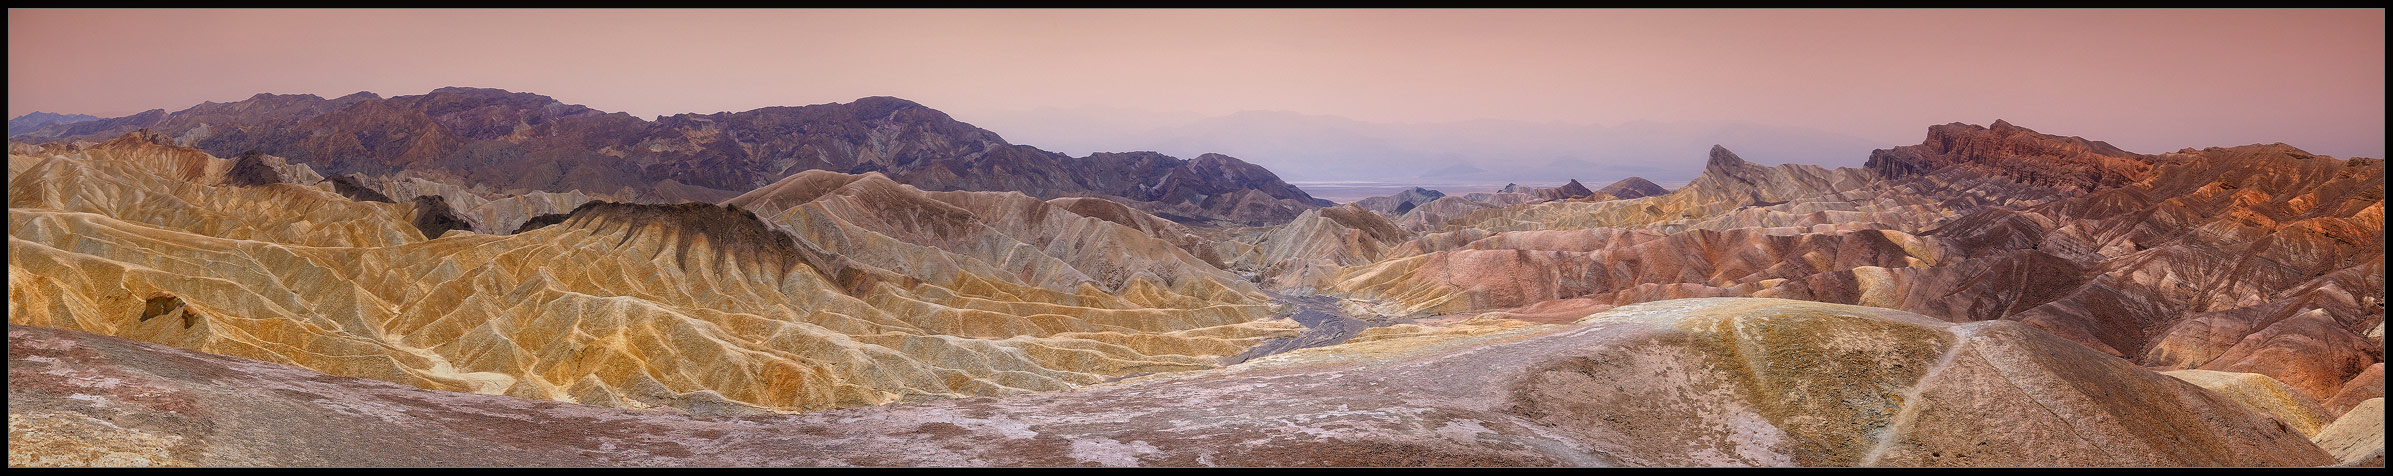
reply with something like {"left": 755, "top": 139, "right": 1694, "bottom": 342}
{"left": 1707, "top": 145, "right": 1749, "bottom": 169}
{"left": 1552, "top": 179, "right": 1595, "bottom": 197}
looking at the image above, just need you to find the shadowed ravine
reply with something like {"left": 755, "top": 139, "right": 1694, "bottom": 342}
{"left": 1219, "top": 292, "right": 1402, "bottom": 366}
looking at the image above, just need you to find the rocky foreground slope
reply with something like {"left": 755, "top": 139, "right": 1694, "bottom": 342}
{"left": 7, "top": 117, "right": 2383, "bottom": 467}
{"left": 6, "top": 299, "right": 2351, "bottom": 466}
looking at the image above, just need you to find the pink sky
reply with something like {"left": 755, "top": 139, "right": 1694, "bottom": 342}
{"left": 7, "top": 9, "right": 2385, "bottom": 159}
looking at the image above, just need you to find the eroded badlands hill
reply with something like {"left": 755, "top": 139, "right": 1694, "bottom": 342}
{"left": 8, "top": 135, "right": 1296, "bottom": 415}
{"left": 1272, "top": 121, "right": 2382, "bottom": 410}
{"left": 8, "top": 117, "right": 2382, "bottom": 468}
{"left": 6, "top": 299, "right": 2340, "bottom": 466}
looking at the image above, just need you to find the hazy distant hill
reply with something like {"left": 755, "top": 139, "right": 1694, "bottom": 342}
{"left": 969, "top": 107, "right": 1888, "bottom": 184}
{"left": 6, "top": 111, "right": 99, "bottom": 136}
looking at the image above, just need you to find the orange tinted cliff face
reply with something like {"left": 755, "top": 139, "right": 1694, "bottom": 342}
{"left": 1866, "top": 119, "right": 2154, "bottom": 192}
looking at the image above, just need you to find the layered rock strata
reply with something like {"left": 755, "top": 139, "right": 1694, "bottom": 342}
{"left": 5, "top": 299, "right": 2341, "bottom": 466}
{"left": 1317, "top": 124, "right": 2385, "bottom": 404}
{"left": 8, "top": 136, "right": 1296, "bottom": 414}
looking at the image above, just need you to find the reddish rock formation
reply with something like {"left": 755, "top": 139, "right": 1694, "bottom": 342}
{"left": 2325, "top": 363, "right": 2385, "bottom": 417}
{"left": 1865, "top": 119, "right": 2152, "bottom": 191}
{"left": 1328, "top": 123, "right": 2385, "bottom": 403}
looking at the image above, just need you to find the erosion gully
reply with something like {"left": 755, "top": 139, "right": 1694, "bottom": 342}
{"left": 1217, "top": 291, "right": 1411, "bottom": 365}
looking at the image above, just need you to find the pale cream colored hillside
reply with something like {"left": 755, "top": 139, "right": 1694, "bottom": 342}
{"left": 7, "top": 133, "right": 1296, "bottom": 414}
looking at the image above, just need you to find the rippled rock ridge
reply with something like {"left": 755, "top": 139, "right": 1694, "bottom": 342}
{"left": 7, "top": 112, "right": 2382, "bottom": 467}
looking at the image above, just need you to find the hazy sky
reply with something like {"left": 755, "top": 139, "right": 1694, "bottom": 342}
{"left": 8, "top": 8, "right": 2386, "bottom": 160}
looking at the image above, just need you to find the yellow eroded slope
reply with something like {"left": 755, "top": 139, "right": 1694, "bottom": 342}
{"left": 6, "top": 137, "right": 1297, "bottom": 414}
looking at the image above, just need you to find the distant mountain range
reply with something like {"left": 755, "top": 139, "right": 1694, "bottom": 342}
{"left": 966, "top": 107, "right": 1889, "bottom": 184}
{"left": 8, "top": 88, "right": 1331, "bottom": 225}
{"left": 6, "top": 111, "right": 99, "bottom": 136}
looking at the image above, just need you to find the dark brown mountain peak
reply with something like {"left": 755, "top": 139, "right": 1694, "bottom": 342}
{"left": 1174, "top": 153, "right": 1332, "bottom": 207}
{"left": 409, "top": 195, "right": 477, "bottom": 239}
{"left": 326, "top": 174, "right": 394, "bottom": 203}
{"left": 1707, "top": 144, "right": 1751, "bottom": 170}
{"left": 1553, "top": 179, "right": 1594, "bottom": 197}
{"left": 1703, "top": 145, "right": 1771, "bottom": 184}
{"left": 222, "top": 150, "right": 285, "bottom": 187}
